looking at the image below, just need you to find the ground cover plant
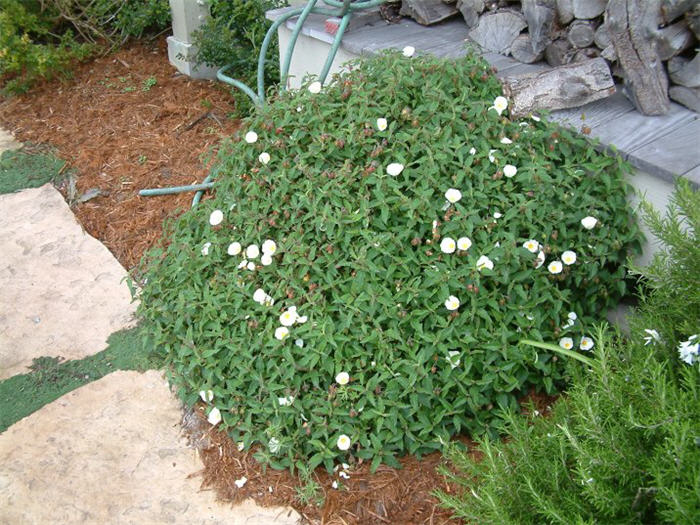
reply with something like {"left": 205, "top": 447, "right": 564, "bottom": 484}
{"left": 0, "top": 326, "right": 157, "bottom": 432}
{"left": 137, "top": 49, "right": 644, "bottom": 473}
{"left": 437, "top": 180, "right": 700, "bottom": 524}
{"left": 0, "top": 144, "right": 69, "bottom": 194}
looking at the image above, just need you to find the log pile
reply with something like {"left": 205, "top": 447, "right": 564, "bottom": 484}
{"left": 399, "top": 0, "right": 700, "bottom": 115}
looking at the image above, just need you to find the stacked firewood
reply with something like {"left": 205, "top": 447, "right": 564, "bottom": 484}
{"left": 400, "top": 0, "right": 699, "bottom": 115}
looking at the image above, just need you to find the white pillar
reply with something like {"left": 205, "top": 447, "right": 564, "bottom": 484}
{"left": 167, "top": 0, "right": 218, "bottom": 79}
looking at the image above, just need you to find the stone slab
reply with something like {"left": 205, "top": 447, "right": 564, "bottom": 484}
{"left": 0, "top": 184, "right": 138, "bottom": 379}
{"left": 0, "top": 127, "right": 21, "bottom": 154}
{"left": 0, "top": 370, "right": 300, "bottom": 524}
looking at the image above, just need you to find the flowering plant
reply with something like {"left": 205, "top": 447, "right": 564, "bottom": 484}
{"left": 136, "top": 51, "right": 642, "bottom": 471}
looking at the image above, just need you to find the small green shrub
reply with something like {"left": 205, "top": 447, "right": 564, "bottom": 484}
{"left": 437, "top": 179, "right": 699, "bottom": 524}
{"left": 0, "top": 0, "right": 94, "bottom": 94}
{"left": 192, "top": 0, "right": 287, "bottom": 112}
{"left": 0, "top": 0, "right": 170, "bottom": 95}
{"left": 137, "top": 51, "right": 643, "bottom": 472}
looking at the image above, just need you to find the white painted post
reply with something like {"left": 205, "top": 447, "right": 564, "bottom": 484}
{"left": 167, "top": 0, "right": 219, "bottom": 79}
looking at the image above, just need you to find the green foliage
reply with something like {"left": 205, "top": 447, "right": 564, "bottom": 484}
{"left": 0, "top": 326, "right": 159, "bottom": 432}
{"left": 437, "top": 181, "right": 700, "bottom": 524}
{"left": 0, "top": 146, "right": 69, "bottom": 194}
{"left": 628, "top": 179, "right": 700, "bottom": 365}
{"left": 136, "top": 51, "right": 643, "bottom": 472}
{"left": 192, "top": 0, "right": 287, "bottom": 113}
{"left": 0, "top": 0, "right": 94, "bottom": 94}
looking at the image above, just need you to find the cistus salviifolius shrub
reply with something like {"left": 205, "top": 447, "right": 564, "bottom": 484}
{"left": 137, "top": 50, "right": 644, "bottom": 472}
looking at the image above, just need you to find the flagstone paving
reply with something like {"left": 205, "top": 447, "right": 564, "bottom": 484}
{"left": 0, "top": 370, "right": 300, "bottom": 524}
{"left": 0, "top": 183, "right": 137, "bottom": 379}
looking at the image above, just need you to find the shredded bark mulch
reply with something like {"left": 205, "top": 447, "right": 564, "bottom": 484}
{"left": 183, "top": 406, "right": 469, "bottom": 525}
{"left": 0, "top": 38, "right": 239, "bottom": 270}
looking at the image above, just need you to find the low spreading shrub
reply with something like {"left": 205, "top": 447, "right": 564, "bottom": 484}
{"left": 137, "top": 50, "right": 643, "bottom": 472}
{"left": 438, "top": 179, "right": 699, "bottom": 524}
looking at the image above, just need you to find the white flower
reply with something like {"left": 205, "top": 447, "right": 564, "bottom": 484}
{"left": 268, "top": 437, "right": 281, "bottom": 453}
{"left": 447, "top": 350, "right": 461, "bottom": 369}
{"left": 199, "top": 390, "right": 214, "bottom": 403}
{"left": 531, "top": 114, "right": 541, "bottom": 122}
{"left": 457, "top": 237, "right": 472, "bottom": 251}
{"left": 559, "top": 337, "right": 574, "bottom": 350}
{"left": 238, "top": 259, "right": 248, "bottom": 269}
{"left": 331, "top": 481, "right": 339, "bottom": 489}
{"left": 491, "top": 96, "right": 508, "bottom": 116}
{"left": 278, "top": 396, "right": 294, "bottom": 406}
{"left": 402, "top": 45, "right": 415, "bottom": 57}
{"left": 523, "top": 239, "right": 539, "bottom": 253}
{"left": 261, "top": 254, "right": 273, "bottom": 266}
{"left": 207, "top": 406, "right": 221, "bottom": 426}
{"left": 262, "top": 239, "right": 277, "bottom": 255}
{"left": 244, "top": 131, "right": 258, "bottom": 144}
{"left": 295, "top": 338, "right": 304, "bottom": 348}
{"left": 445, "top": 188, "right": 462, "bottom": 203}
{"left": 258, "top": 152, "right": 271, "bottom": 164}
{"left": 678, "top": 335, "right": 699, "bottom": 364}
{"left": 337, "top": 434, "right": 352, "bottom": 451}
{"left": 643, "top": 329, "right": 661, "bottom": 346}
{"left": 253, "top": 288, "right": 267, "bottom": 304}
{"left": 209, "top": 210, "right": 223, "bottom": 226}
{"left": 580, "top": 336, "right": 594, "bottom": 351}
{"left": 227, "top": 242, "right": 242, "bottom": 256}
{"left": 201, "top": 242, "right": 212, "bottom": 256}
{"left": 296, "top": 315, "right": 308, "bottom": 324}
{"left": 308, "top": 81, "right": 322, "bottom": 94}
{"left": 246, "top": 261, "right": 256, "bottom": 271}
{"left": 548, "top": 260, "right": 563, "bottom": 274}
{"left": 493, "top": 212, "right": 502, "bottom": 219}
{"left": 488, "top": 149, "right": 497, "bottom": 163}
{"left": 376, "top": 118, "right": 388, "bottom": 131}
{"left": 275, "top": 326, "right": 290, "bottom": 340}
{"left": 234, "top": 476, "right": 247, "bottom": 488}
{"left": 280, "top": 308, "right": 298, "bottom": 327}
{"left": 440, "top": 237, "right": 456, "bottom": 254}
{"left": 387, "top": 162, "right": 404, "bottom": 176}
{"left": 296, "top": 106, "right": 303, "bottom": 112}
{"left": 237, "top": 442, "right": 245, "bottom": 451}
{"left": 469, "top": 147, "right": 476, "bottom": 155}
{"left": 245, "top": 244, "right": 259, "bottom": 259}
{"left": 264, "top": 295, "right": 275, "bottom": 306}
{"left": 336, "top": 372, "right": 350, "bottom": 385}
{"left": 562, "top": 250, "right": 577, "bottom": 265}
{"left": 339, "top": 471, "right": 350, "bottom": 479}
{"left": 535, "top": 250, "right": 546, "bottom": 269}
{"left": 503, "top": 164, "right": 517, "bottom": 178}
{"left": 444, "top": 295, "right": 460, "bottom": 311}
{"left": 476, "top": 255, "right": 494, "bottom": 271}
{"left": 568, "top": 312, "right": 578, "bottom": 321}
{"left": 581, "top": 216, "right": 598, "bottom": 230}
{"left": 500, "top": 137, "right": 513, "bottom": 144}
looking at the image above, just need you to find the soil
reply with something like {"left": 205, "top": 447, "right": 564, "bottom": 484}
{"left": 0, "top": 39, "right": 560, "bottom": 524}
{"left": 0, "top": 38, "right": 240, "bottom": 270}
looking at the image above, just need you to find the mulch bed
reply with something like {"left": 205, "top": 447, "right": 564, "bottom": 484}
{"left": 0, "top": 38, "right": 239, "bottom": 270}
{"left": 0, "top": 38, "right": 559, "bottom": 524}
{"left": 183, "top": 405, "right": 469, "bottom": 525}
